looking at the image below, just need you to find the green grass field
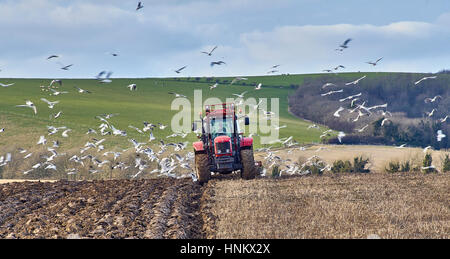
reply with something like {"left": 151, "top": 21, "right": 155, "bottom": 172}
{"left": 0, "top": 72, "right": 424, "bottom": 151}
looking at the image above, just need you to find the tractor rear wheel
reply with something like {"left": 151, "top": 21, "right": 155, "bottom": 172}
{"left": 195, "top": 153, "right": 210, "bottom": 184}
{"left": 240, "top": 148, "right": 256, "bottom": 180}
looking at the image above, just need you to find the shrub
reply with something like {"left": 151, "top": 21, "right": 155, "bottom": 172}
{"left": 385, "top": 161, "right": 400, "bottom": 173}
{"left": 331, "top": 156, "right": 370, "bottom": 173}
{"left": 443, "top": 154, "right": 450, "bottom": 172}
{"left": 353, "top": 156, "right": 370, "bottom": 173}
{"left": 304, "top": 157, "right": 327, "bottom": 175}
{"left": 271, "top": 165, "right": 280, "bottom": 178}
{"left": 331, "top": 160, "right": 352, "bottom": 173}
{"left": 422, "top": 153, "right": 436, "bottom": 173}
{"left": 400, "top": 161, "right": 411, "bottom": 172}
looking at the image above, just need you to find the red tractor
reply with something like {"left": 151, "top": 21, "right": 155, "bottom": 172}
{"left": 192, "top": 103, "right": 257, "bottom": 184}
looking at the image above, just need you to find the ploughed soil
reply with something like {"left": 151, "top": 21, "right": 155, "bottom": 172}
{"left": 0, "top": 179, "right": 205, "bottom": 239}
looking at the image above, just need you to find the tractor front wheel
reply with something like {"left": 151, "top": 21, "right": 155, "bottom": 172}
{"left": 240, "top": 148, "right": 256, "bottom": 180}
{"left": 195, "top": 153, "right": 210, "bottom": 184}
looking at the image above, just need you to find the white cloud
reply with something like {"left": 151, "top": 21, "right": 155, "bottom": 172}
{"left": 0, "top": 1, "right": 449, "bottom": 78}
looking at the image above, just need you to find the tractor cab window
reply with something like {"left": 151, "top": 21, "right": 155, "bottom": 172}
{"left": 209, "top": 117, "right": 234, "bottom": 139}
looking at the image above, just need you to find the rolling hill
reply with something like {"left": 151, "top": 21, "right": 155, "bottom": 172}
{"left": 0, "top": 75, "right": 326, "bottom": 152}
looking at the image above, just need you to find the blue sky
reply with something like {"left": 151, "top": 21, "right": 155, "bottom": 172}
{"left": 0, "top": 0, "right": 449, "bottom": 78}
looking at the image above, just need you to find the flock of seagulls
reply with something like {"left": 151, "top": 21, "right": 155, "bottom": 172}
{"left": 306, "top": 38, "right": 448, "bottom": 149}
{"left": 1, "top": 91, "right": 197, "bottom": 180}
{"left": 1, "top": 4, "right": 448, "bottom": 180}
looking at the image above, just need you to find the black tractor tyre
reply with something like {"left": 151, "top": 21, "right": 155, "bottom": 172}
{"left": 240, "top": 148, "right": 256, "bottom": 180}
{"left": 195, "top": 153, "right": 210, "bottom": 184}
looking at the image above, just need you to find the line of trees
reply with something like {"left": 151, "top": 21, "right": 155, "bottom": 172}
{"left": 289, "top": 73, "right": 450, "bottom": 149}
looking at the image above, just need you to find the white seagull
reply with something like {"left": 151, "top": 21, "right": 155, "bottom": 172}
{"left": 437, "top": 130, "right": 446, "bottom": 142}
{"left": 426, "top": 109, "right": 436, "bottom": 117}
{"left": 232, "top": 91, "right": 248, "bottom": 98}
{"left": 424, "top": 95, "right": 442, "bottom": 103}
{"left": 345, "top": 75, "right": 366, "bottom": 85}
{"left": 414, "top": 76, "right": 437, "bottom": 85}
{"left": 75, "top": 86, "right": 91, "bottom": 94}
{"left": 356, "top": 124, "right": 369, "bottom": 133}
{"left": 41, "top": 98, "right": 59, "bottom": 109}
{"left": 168, "top": 92, "right": 187, "bottom": 98}
{"left": 321, "top": 89, "right": 344, "bottom": 96}
{"left": 322, "top": 83, "right": 336, "bottom": 89}
{"left": 50, "top": 89, "right": 68, "bottom": 96}
{"left": 16, "top": 100, "right": 37, "bottom": 114}
{"left": 333, "top": 107, "right": 345, "bottom": 117}
{"left": 339, "top": 92, "right": 362, "bottom": 102}
{"left": 337, "top": 132, "right": 346, "bottom": 143}
{"left": 0, "top": 82, "right": 15, "bottom": 87}
{"left": 37, "top": 135, "right": 47, "bottom": 145}
{"left": 127, "top": 84, "right": 137, "bottom": 91}
{"left": 230, "top": 77, "right": 248, "bottom": 85}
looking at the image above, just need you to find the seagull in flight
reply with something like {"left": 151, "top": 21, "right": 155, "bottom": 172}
{"left": 424, "top": 95, "right": 442, "bottom": 103}
{"left": 345, "top": 75, "right": 366, "bottom": 85}
{"left": 96, "top": 71, "right": 113, "bottom": 83}
{"left": 52, "top": 111, "right": 62, "bottom": 119}
{"left": 37, "top": 135, "right": 47, "bottom": 145}
{"left": 230, "top": 77, "right": 248, "bottom": 85}
{"left": 47, "top": 55, "right": 59, "bottom": 60}
{"left": 168, "top": 92, "right": 187, "bottom": 98}
{"left": 336, "top": 38, "right": 352, "bottom": 51}
{"left": 334, "top": 65, "right": 345, "bottom": 71}
{"left": 210, "top": 61, "right": 226, "bottom": 67}
{"left": 0, "top": 82, "right": 15, "bottom": 87}
{"left": 136, "top": 1, "right": 144, "bottom": 11}
{"left": 59, "top": 63, "right": 73, "bottom": 70}
{"left": 423, "top": 146, "right": 432, "bottom": 153}
{"left": 356, "top": 124, "right": 369, "bottom": 133}
{"left": 321, "top": 89, "right": 343, "bottom": 96}
{"left": 333, "top": 107, "right": 345, "bottom": 117}
{"left": 366, "top": 57, "right": 383, "bottom": 66}
{"left": 437, "top": 130, "right": 446, "bottom": 142}
{"left": 62, "top": 129, "right": 72, "bottom": 138}
{"left": 75, "top": 86, "right": 91, "bottom": 94}
{"left": 232, "top": 91, "right": 248, "bottom": 98}
{"left": 339, "top": 92, "right": 362, "bottom": 102}
{"left": 395, "top": 144, "right": 407, "bottom": 149}
{"left": 340, "top": 38, "right": 352, "bottom": 48}
{"left": 337, "top": 131, "right": 346, "bottom": 143}
{"left": 209, "top": 83, "right": 218, "bottom": 90}
{"left": 267, "top": 70, "right": 279, "bottom": 74}
{"left": 414, "top": 76, "right": 437, "bottom": 85}
{"left": 201, "top": 46, "right": 218, "bottom": 56}
{"left": 127, "top": 84, "right": 137, "bottom": 91}
{"left": 255, "top": 83, "right": 262, "bottom": 90}
{"left": 50, "top": 89, "right": 68, "bottom": 96}
{"left": 322, "top": 83, "right": 336, "bottom": 89}
{"left": 49, "top": 79, "right": 62, "bottom": 87}
{"left": 16, "top": 100, "right": 37, "bottom": 114}
{"left": 174, "top": 66, "right": 187, "bottom": 74}
{"left": 41, "top": 98, "right": 59, "bottom": 109}
{"left": 426, "top": 109, "right": 436, "bottom": 117}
